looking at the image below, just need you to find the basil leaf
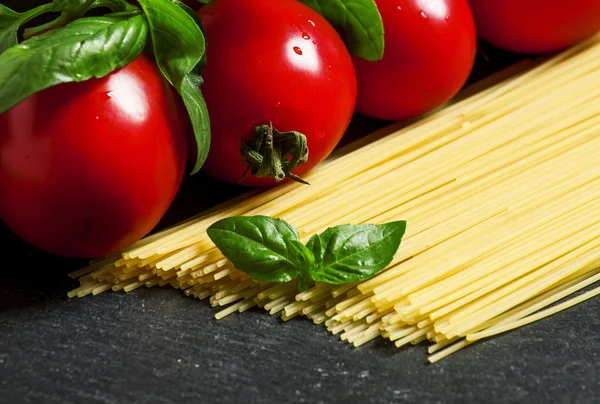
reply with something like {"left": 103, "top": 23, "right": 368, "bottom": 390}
{"left": 181, "top": 74, "right": 211, "bottom": 172}
{"left": 0, "top": 5, "right": 19, "bottom": 24}
{"left": 207, "top": 216, "right": 303, "bottom": 283}
{"left": 52, "top": 0, "right": 96, "bottom": 13}
{"left": 53, "top": 0, "right": 137, "bottom": 13}
{"left": 298, "top": 0, "right": 384, "bottom": 61}
{"left": 0, "top": 15, "right": 147, "bottom": 114}
{"left": 286, "top": 240, "right": 316, "bottom": 292}
{"left": 0, "top": 3, "right": 54, "bottom": 54}
{"left": 20, "top": 0, "right": 137, "bottom": 40}
{"left": 0, "top": 5, "right": 21, "bottom": 54}
{"left": 171, "top": 0, "right": 207, "bottom": 72}
{"left": 308, "top": 221, "right": 407, "bottom": 284}
{"left": 137, "top": 0, "right": 205, "bottom": 87}
{"left": 306, "top": 233, "right": 322, "bottom": 264}
{"left": 138, "top": 0, "right": 210, "bottom": 174}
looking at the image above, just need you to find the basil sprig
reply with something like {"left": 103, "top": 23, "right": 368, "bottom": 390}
{"left": 0, "top": 14, "right": 148, "bottom": 114}
{"left": 207, "top": 216, "right": 406, "bottom": 291}
{"left": 137, "top": 0, "right": 211, "bottom": 174}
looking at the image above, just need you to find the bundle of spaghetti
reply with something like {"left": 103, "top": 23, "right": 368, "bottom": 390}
{"left": 69, "top": 34, "right": 600, "bottom": 362}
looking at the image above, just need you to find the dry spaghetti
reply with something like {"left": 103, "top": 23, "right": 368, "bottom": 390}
{"left": 70, "top": 34, "right": 600, "bottom": 363}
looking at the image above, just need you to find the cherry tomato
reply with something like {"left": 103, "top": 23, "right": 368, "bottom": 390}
{"left": 352, "top": 0, "right": 477, "bottom": 121}
{"left": 197, "top": 0, "right": 357, "bottom": 186}
{"left": 0, "top": 55, "right": 187, "bottom": 258}
{"left": 467, "top": 0, "right": 600, "bottom": 54}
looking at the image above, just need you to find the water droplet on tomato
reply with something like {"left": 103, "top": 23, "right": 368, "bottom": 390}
{"left": 308, "top": 19, "right": 315, "bottom": 27}
{"left": 397, "top": 5, "right": 402, "bottom": 10}
{"left": 106, "top": 91, "right": 114, "bottom": 98}
{"left": 445, "top": 15, "right": 449, "bottom": 20}
{"left": 420, "top": 11, "right": 428, "bottom": 19}
{"left": 302, "top": 32, "right": 310, "bottom": 40}
{"left": 312, "top": 40, "right": 316, "bottom": 44}
{"left": 276, "top": 101, "right": 281, "bottom": 107}
{"left": 293, "top": 46, "right": 303, "bottom": 55}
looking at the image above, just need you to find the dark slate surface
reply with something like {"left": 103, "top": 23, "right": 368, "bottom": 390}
{"left": 4, "top": 1, "right": 600, "bottom": 403}
{"left": 2, "top": 254, "right": 600, "bottom": 404}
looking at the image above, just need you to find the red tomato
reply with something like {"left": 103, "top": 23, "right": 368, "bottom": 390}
{"left": 467, "top": 0, "right": 600, "bottom": 54}
{"left": 197, "top": 0, "right": 357, "bottom": 186}
{"left": 352, "top": 0, "right": 477, "bottom": 121}
{"left": 0, "top": 55, "right": 187, "bottom": 258}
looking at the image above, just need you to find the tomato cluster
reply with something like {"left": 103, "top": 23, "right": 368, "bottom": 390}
{"left": 1, "top": 0, "right": 599, "bottom": 259}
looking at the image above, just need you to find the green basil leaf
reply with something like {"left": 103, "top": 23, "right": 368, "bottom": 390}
{"left": 298, "top": 0, "right": 384, "bottom": 61}
{"left": 308, "top": 221, "right": 407, "bottom": 284}
{"left": 0, "top": 14, "right": 148, "bottom": 114}
{"left": 0, "top": 5, "right": 21, "bottom": 54}
{"left": 0, "top": 3, "right": 55, "bottom": 55}
{"left": 286, "top": 239, "right": 316, "bottom": 292}
{"left": 0, "top": 5, "right": 19, "bottom": 25}
{"left": 137, "top": 0, "right": 205, "bottom": 86}
{"left": 138, "top": 0, "right": 210, "bottom": 174}
{"left": 20, "top": 0, "right": 137, "bottom": 41}
{"left": 207, "top": 216, "right": 303, "bottom": 283}
{"left": 52, "top": 0, "right": 95, "bottom": 13}
{"left": 171, "top": 0, "right": 207, "bottom": 72}
{"left": 306, "top": 233, "right": 322, "bottom": 265}
{"left": 53, "top": 0, "right": 137, "bottom": 13}
{"left": 173, "top": 0, "right": 209, "bottom": 174}
{"left": 181, "top": 74, "right": 210, "bottom": 173}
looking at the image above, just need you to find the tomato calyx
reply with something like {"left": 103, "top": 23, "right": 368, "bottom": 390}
{"left": 240, "top": 122, "right": 310, "bottom": 185}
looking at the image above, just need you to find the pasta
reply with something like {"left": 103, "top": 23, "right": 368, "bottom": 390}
{"left": 70, "top": 33, "right": 600, "bottom": 363}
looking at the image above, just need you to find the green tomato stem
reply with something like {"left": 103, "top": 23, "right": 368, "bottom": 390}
{"left": 240, "top": 121, "right": 310, "bottom": 185}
